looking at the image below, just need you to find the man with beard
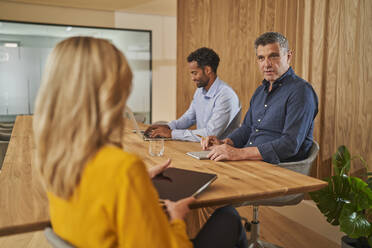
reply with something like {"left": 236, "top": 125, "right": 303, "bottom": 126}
{"left": 146, "top": 47, "right": 241, "bottom": 142}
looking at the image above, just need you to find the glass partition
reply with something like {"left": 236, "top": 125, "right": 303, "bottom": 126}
{"left": 0, "top": 20, "right": 152, "bottom": 123}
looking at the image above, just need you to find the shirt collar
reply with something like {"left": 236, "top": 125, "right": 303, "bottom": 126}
{"left": 262, "top": 67, "right": 294, "bottom": 90}
{"left": 202, "top": 77, "right": 221, "bottom": 98}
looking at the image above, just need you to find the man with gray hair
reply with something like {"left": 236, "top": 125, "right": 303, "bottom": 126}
{"left": 201, "top": 32, "right": 318, "bottom": 164}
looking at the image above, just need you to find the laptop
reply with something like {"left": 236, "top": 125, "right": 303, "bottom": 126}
{"left": 126, "top": 106, "right": 172, "bottom": 141}
{"left": 143, "top": 128, "right": 172, "bottom": 141}
{"left": 152, "top": 167, "right": 217, "bottom": 201}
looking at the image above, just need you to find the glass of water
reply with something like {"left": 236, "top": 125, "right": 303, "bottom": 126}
{"left": 149, "top": 139, "right": 164, "bottom": 156}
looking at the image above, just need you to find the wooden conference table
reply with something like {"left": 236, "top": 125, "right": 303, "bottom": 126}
{"left": 0, "top": 115, "right": 327, "bottom": 236}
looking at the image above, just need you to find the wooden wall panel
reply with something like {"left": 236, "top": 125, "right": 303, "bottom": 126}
{"left": 321, "top": 0, "right": 340, "bottom": 178}
{"left": 177, "top": 0, "right": 372, "bottom": 178}
{"left": 360, "top": 0, "right": 372, "bottom": 164}
{"left": 307, "top": 0, "right": 327, "bottom": 178}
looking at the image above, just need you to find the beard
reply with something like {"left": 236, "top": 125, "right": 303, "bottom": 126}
{"left": 196, "top": 73, "right": 209, "bottom": 88}
{"left": 196, "top": 80, "right": 208, "bottom": 88}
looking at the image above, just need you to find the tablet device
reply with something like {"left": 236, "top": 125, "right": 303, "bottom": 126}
{"left": 186, "top": 151, "right": 211, "bottom": 160}
{"left": 152, "top": 167, "right": 217, "bottom": 201}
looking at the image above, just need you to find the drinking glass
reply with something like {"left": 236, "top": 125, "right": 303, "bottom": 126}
{"left": 149, "top": 139, "right": 164, "bottom": 156}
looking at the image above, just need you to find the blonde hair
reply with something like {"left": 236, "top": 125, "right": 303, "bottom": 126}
{"left": 33, "top": 37, "right": 132, "bottom": 199}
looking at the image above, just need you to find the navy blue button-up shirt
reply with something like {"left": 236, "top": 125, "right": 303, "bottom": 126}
{"left": 227, "top": 67, "right": 318, "bottom": 164}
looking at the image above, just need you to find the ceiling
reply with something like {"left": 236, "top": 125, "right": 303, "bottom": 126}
{"left": 2, "top": 0, "right": 177, "bottom": 16}
{"left": 0, "top": 21, "right": 135, "bottom": 38}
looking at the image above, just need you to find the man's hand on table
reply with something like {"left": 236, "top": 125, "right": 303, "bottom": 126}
{"left": 207, "top": 144, "right": 244, "bottom": 161}
{"left": 200, "top": 136, "right": 234, "bottom": 150}
{"left": 208, "top": 145, "right": 263, "bottom": 162}
{"left": 201, "top": 136, "right": 263, "bottom": 162}
{"left": 145, "top": 125, "right": 172, "bottom": 138}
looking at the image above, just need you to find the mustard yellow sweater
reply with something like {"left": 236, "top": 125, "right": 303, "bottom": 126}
{"left": 48, "top": 145, "right": 192, "bottom": 248}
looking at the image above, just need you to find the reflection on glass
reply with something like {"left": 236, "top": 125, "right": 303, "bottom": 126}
{"left": 0, "top": 21, "right": 151, "bottom": 123}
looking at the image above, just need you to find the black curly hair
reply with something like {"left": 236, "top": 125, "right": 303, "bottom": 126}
{"left": 187, "top": 47, "right": 220, "bottom": 74}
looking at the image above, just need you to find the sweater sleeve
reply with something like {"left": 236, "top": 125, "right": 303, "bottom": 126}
{"left": 115, "top": 157, "right": 192, "bottom": 248}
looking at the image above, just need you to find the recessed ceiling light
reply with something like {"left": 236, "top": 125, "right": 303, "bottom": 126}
{"left": 4, "top": 43, "right": 18, "bottom": 48}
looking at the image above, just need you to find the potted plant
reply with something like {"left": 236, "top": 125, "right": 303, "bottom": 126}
{"left": 310, "top": 145, "right": 372, "bottom": 248}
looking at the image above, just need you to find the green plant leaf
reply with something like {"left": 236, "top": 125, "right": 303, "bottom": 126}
{"left": 367, "top": 177, "right": 372, "bottom": 191}
{"left": 333, "top": 145, "right": 350, "bottom": 175}
{"left": 340, "top": 203, "right": 372, "bottom": 239}
{"left": 310, "top": 176, "right": 351, "bottom": 225}
{"left": 313, "top": 145, "right": 372, "bottom": 239}
{"left": 357, "top": 155, "right": 368, "bottom": 171}
{"left": 311, "top": 175, "right": 372, "bottom": 239}
{"left": 349, "top": 177, "right": 372, "bottom": 211}
{"left": 332, "top": 145, "right": 351, "bottom": 176}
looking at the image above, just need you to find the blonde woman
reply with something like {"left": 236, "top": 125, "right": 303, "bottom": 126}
{"left": 34, "top": 36, "right": 247, "bottom": 248}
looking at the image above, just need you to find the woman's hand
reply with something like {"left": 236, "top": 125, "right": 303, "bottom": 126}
{"left": 164, "top": 197, "right": 195, "bottom": 221}
{"left": 148, "top": 159, "right": 171, "bottom": 178}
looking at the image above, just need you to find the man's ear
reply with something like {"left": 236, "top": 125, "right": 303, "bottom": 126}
{"left": 287, "top": 50, "right": 293, "bottom": 64}
{"left": 204, "top": 65, "right": 212, "bottom": 75}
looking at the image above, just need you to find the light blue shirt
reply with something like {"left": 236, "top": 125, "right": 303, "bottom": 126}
{"left": 168, "top": 77, "right": 241, "bottom": 142}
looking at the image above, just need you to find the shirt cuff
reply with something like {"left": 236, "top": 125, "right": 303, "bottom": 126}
{"left": 228, "top": 133, "right": 242, "bottom": 148}
{"left": 257, "top": 142, "right": 280, "bottom": 164}
{"left": 167, "top": 121, "right": 176, "bottom": 130}
{"left": 171, "top": 129, "right": 199, "bottom": 142}
{"left": 171, "top": 129, "right": 188, "bottom": 141}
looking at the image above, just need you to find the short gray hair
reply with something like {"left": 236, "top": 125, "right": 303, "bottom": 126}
{"left": 254, "top": 32, "right": 289, "bottom": 52}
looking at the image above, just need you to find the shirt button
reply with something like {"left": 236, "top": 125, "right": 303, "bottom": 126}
{"left": 264, "top": 104, "right": 267, "bottom": 108}
{"left": 249, "top": 142, "right": 252, "bottom": 145}
{"left": 258, "top": 119, "right": 261, "bottom": 122}
{"left": 256, "top": 129, "right": 259, "bottom": 132}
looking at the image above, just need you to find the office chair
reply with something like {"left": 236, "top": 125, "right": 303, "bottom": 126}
{"left": 0, "top": 132, "right": 10, "bottom": 142}
{"left": 0, "top": 126, "right": 12, "bottom": 170}
{"left": 242, "top": 141, "right": 320, "bottom": 248}
{"left": 0, "top": 140, "right": 8, "bottom": 171}
{"left": 0, "top": 127, "right": 12, "bottom": 133}
{"left": 0, "top": 122, "right": 14, "bottom": 129}
{"left": 44, "top": 227, "right": 75, "bottom": 248}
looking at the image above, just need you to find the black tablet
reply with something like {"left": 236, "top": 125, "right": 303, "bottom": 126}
{"left": 152, "top": 167, "right": 217, "bottom": 201}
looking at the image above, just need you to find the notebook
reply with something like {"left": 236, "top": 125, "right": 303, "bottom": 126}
{"left": 152, "top": 167, "right": 217, "bottom": 201}
{"left": 186, "top": 151, "right": 211, "bottom": 160}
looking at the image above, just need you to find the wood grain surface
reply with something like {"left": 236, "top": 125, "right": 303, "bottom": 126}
{"left": 0, "top": 206, "right": 339, "bottom": 248}
{"left": 177, "top": 0, "right": 372, "bottom": 179}
{"left": 0, "top": 116, "right": 326, "bottom": 236}
{"left": 0, "top": 116, "right": 49, "bottom": 236}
